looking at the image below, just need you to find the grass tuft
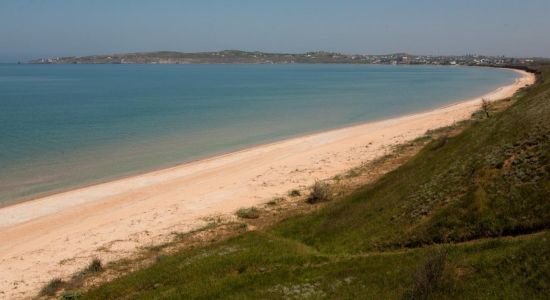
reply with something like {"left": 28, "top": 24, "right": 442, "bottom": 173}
{"left": 267, "top": 197, "right": 285, "bottom": 206}
{"left": 405, "top": 250, "right": 448, "bottom": 300}
{"left": 429, "top": 135, "right": 448, "bottom": 151}
{"left": 84, "top": 258, "right": 103, "bottom": 274}
{"left": 61, "top": 290, "right": 82, "bottom": 300}
{"left": 39, "top": 278, "right": 65, "bottom": 296}
{"left": 306, "top": 181, "right": 332, "bottom": 204}
{"left": 236, "top": 207, "right": 260, "bottom": 219}
{"left": 288, "top": 189, "right": 301, "bottom": 197}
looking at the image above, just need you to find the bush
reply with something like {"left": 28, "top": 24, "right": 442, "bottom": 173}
{"left": 236, "top": 207, "right": 260, "bottom": 219}
{"left": 40, "top": 278, "right": 65, "bottom": 296}
{"left": 85, "top": 258, "right": 103, "bottom": 273}
{"left": 288, "top": 189, "right": 301, "bottom": 197}
{"left": 307, "top": 182, "right": 332, "bottom": 204}
{"left": 406, "top": 250, "right": 448, "bottom": 300}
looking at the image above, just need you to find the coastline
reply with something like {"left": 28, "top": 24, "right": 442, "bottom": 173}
{"left": 0, "top": 65, "right": 522, "bottom": 209}
{"left": 0, "top": 69, "right": 535, "bottom": 299}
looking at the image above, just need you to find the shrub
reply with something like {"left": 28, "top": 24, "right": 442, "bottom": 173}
{"left": 236, "top": 207, "right": 260, "bottom": 219}
{"left": 288, "top": 189, "right": 301, "bottom": 197}
{"left": 406, "top": 250, "right": 448, "bottom": 300}
{"left": 40, "top": 278, "right": 65, "bottom": 296}
{"left": 85, "top": 258, "right": 103, "bottom": 274}
{"left": 307, "top": 182, "right": 332, "bottom": 204}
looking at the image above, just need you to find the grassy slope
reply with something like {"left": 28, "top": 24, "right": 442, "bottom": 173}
{"left": 83, "top": 66, "right": 550, "bottom": 300}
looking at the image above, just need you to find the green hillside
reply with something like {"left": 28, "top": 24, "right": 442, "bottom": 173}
{"left": 78, "top": 66, "right": 549, "bottom": 299}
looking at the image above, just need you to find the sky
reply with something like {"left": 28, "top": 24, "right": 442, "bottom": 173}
{"left": 1, "top": 0, "right": 549, "bottom": 62}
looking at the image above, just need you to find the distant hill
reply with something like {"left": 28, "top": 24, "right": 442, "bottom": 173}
{"left": 30, "top": 50, "right": 368, "bottom": 64}
{"left": 29, "top": 50, "right": 542, "bottom": 66}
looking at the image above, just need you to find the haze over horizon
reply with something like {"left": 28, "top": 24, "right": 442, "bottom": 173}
{"left": 1, "top": 0, "right": 550, "bottom": 62}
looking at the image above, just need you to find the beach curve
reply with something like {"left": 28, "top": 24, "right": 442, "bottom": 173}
{"left": 0, "top": 69, "right": 535, "bottom": 299}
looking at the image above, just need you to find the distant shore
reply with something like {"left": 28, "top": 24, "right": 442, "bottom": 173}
{"left": 0, "top": 69, "right": 535, "bottom": 299}
{"left": 29, "top": 50, "right": 536, "bottom": 66}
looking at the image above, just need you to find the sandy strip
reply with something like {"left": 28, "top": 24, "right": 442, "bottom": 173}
{"left": 0, "top": 69, "right": 535, "bottom": 299}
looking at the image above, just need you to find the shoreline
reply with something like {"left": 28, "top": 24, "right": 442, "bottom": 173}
{"left": 0, "top": 68, "right": 521, "bottom": 214}
{"left": 0, "top": 69, "right": 535, "bottom": 299}
{"left": 0, "top": 66, "right": 523, "bottom": 209}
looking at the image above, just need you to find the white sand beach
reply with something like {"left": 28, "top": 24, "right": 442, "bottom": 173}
{"left": 0, "top": 69, "right": 535, "bottom": 299}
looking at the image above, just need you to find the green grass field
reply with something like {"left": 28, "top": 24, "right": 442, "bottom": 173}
{"left": 78, "top": 66, "right": 549, "bottom": 299}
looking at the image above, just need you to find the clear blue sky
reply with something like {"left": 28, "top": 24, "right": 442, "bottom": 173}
{"left": 1, "top": 0, "right": 549, "bottom": 62}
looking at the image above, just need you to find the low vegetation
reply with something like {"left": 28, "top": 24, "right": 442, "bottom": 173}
{"left": 39, "top": 258, "right": 103, "bottom": 298}
{"left": 60, "top": 290, "right": 82, "bottom": 300}
{"left": 481, "top": 98, "right": 491, "bottom": 118}
{"left": 236, "top": 207, "right": 260, "bottom": 219}
{"left": 306, "top": 181, "right": 332, "bottom": 204}
{"left": 405, "top": 249, "right": 448, "bottom": 299}
{"left": 52, "top": 66, "right": 549, "bottom": 299}
{"left": 288, "top": 189, "right": 301, "bottom": 197}
{"left": 39, "top": 278, "right": 65, "bottom": 297}
{"left": 267, "top": 196, "right": 285, "bottom": 206}
{"left": 84, "top": 259, "right": 103, "bottom": 274}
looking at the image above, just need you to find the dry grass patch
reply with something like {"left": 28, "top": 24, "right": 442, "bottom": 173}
{"left": 288, "top": 189, "right": 301, "bottom": 197}
{"left": 236, "top": 207, "right": 260, "bottom": 219}
{"left": 307, "top": 181, "right": 332, "bottom": 204}
{"left": 39, "top": 278, "right": 65, "bottom": 297}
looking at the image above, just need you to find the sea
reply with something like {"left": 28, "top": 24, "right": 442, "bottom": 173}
{"left": 0, "top": 64, "right": 518, "bottom": 205}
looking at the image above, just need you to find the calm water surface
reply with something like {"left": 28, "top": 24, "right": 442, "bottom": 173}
{"left": 0, "top": 64, "right": 518, "bottom": 204}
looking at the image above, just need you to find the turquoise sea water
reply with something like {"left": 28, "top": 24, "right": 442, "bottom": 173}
{"left": 0, "top": 64, "right": 517, "bottom": 204}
